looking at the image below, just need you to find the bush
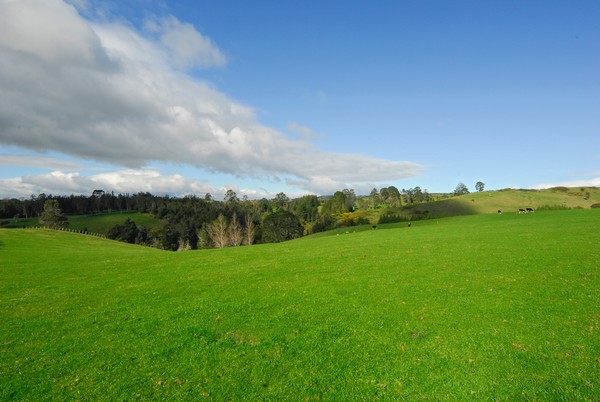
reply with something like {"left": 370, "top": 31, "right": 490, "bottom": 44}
{"left": 591, "top": 203, "right": 600, "bottom": 209}
{"left": 377, "top": 213, "right": 436, "bottom": 224}
{"left": 536, "top": 204, "right": 571, "bottom": 211}
{"left": 378, "top": 214, "right": 410, "bottom": 224}
{"left": 550, "top": 186, "right": 569, "bottom": 192}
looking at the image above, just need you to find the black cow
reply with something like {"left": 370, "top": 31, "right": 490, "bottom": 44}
{"left": 497, "top": 210, "right": 502, "bottom": 214}
{"left": 526, "top": 208, "right": 534, "bottom": 213}
{"left": 518, "top": 208, "right": 526, "bottom": 214}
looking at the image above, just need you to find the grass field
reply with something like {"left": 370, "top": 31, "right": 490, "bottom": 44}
{"left": 1, "top": 212, "right": 160, "bottom": 235}
{"left": 1, "top": 210, "right": 599, "bottom": 400}
{"left": 403, "top": 186, "right": 600, "bottom": 217}
{"left": 67, "top": 212, "right": 161, "bottom": 235}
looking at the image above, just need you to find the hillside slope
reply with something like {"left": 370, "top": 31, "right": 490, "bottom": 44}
{"left": 1, "top": 210, "right": 599, "bottom": 400}
{"left": 403, "top": 186, "right": 600, "bottom": 217}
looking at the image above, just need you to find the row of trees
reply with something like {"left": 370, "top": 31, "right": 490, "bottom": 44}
{"left": 2, "top": 181, "right": 484, "bottom": 250}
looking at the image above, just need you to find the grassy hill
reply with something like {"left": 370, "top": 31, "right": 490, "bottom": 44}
{"left": 1, "top": 211, "right": 161, "bottom": 235}
{"left": 1, "top": 209, "right": 598, "bottom": 400}
{"left": 67, "top": 211, "right": 161, "bottom": 234}
{"left": 401, "top": 186, "right": 600, "bottom": 218}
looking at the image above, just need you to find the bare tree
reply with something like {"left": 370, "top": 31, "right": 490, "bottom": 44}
{"left": 229, "top": 213, "right": 243, "bottom": 247}
{"left": 209, "top": 213, "right": 229, "bottom": 248}
{"left": 244, "top": 214, "right": 255, "bottom": 246}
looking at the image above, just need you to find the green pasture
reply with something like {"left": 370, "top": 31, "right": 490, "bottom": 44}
{"left": 67, "top": 212, "right": 161, "bottom": 235}
{"left": 1, "top": 212, "right": 160, "bottom": 235}
{"left": 404, "top": 186, "right": 600, "bottom": 217}
{"left": 1, "top": 210, "right": 599, "bottom": 400}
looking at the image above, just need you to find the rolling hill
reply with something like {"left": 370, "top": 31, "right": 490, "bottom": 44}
{"left": 1, "top": 209, "right": 598, "bottom": 400}
{"left": 401, "top": 186, "right": 600, "bottom": 217}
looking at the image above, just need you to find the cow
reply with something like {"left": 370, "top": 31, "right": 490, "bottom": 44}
{"left": 497, "top": 210, "right": 502, "bottom": 214}
{"left": 526, "top": 208, "right": 534, "bottom": 213}
{"left": 518, "top": 208, "right": 526, "bottom": 214}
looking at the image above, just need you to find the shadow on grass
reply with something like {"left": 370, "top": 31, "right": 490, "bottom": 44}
{"left": 406, "top": 198, "right": 479, "bottom": 217}
{"left": 0, "top": 240, "right": 4, "bottom": 250}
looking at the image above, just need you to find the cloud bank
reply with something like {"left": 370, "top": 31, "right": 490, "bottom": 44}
{"left": 0, "top": 168, "right": 217, "bottom": 199}
{"left": 0, "top": 0, "right": 421, "bottom": 195}
{"left": 531, "top": 176, "right": 600, "bottom": 190}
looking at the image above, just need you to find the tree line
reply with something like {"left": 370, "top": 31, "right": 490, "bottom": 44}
{"left": 1, "top": 182, "right": 483, "bottom": 250}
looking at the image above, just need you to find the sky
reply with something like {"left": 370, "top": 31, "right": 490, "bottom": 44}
{"left": 0, "top": 0, "right": 598, "bottom": 200}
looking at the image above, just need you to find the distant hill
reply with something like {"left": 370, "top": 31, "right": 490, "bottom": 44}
{"left": 401, "top": 186, "right": 600, "bottom": 218}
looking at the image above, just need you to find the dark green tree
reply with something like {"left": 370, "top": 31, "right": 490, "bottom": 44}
{"left": 262, "top": 210, "right": 303, "bottom": 243}
{"left": 369, "top": 188, "right": 380, "bottom": 209}
{"left": 292, "top": 195, "right": 319, "bottom": 223}
{"left": 453, "top": 182, "right": 470, "bottom": 196}
{"left": 342, "top": 189, "right": 356, "bottom": 212}
{"left": 224, "top": 189, "right": 238, "bottom": 204}
{"left": 387, "top": 186, "right": 401, "bottom": 207}
{"left": 272, "top": 192, "right": 290, "bottom": 211}
{"left": 120, "top": 218, "right": 139, "bottom": 243}
{"left": 160, "top": 223, "right": 180, "bottom": 251}
{"left": 321, "top": 191, "right": 348, "bottom": 215}
{"left": 475, "top": 181, "right": 485, "bottom": 192}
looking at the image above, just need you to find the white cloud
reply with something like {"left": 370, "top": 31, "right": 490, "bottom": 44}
{"left": 145, "top": 15, "right": 227, "bottom": 69}
{"left": 0, "top": 0, "right": 422, "bottom": 195}
{"left": 0, "top": 169, "right": 216, "bottom": 198}
{"left": 0, "top": 168, "right": 283, "bottom": 200}
{"left": 531, "top": 177, "right": 600, "bottom": 189}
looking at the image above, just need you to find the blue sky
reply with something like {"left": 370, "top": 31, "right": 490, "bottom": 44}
{"left": 0, "top": 0, "right": 598, "bottom": 199}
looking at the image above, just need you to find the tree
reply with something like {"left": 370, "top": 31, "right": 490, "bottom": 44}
{"left": 107, "top": 218, "right": 139, "bottom": 243}
{"left": 322, "top": 191, "right": 348, "bottom": 215}
{"left": 342, "top": 189, "right": 356, "bottom": 212}
{"left": 369, "top": 188, "right": 380, "bottom": 209}
{"left": 475, "top": 181, "right": 485, "bottom": 192}
{"left": 401, "top": 188, "right": 414, "bottom": 204}
{"left": 160, "top": 223, "right": 180, "bottom": 251}
{"left": 39, "top": 200, "right": 68, "bottom": 228}
{"left": 272, "top": 192, "right": 290, "bottom": 211}
{"left": 292, "top": 195, "right": 319, "bottom": 223}
{"left": 387, "top": 186, "right": 401, "bottom": 207}
{"left": 229, "top": 213, "right": 243, "bottom": 246}
{"left": 262, "top": 210, "right": 303, "bottom": 243}
{"left": 453, "top": 182, "right": 470, "bottom": 196}
{"left": 244, "top": 214, "right": 256, "bottom": 246}
{"left": 224, "top": 189, "right": 238, "bottom": 204}
{"left": 210, "top": 213, "right": 229, "bottom": 248}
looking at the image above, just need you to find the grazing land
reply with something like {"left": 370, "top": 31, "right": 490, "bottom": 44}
{"left": 1, "top": 212, "right": 160, "bottom": 235}
{"left": 401, "top": 186, "right": 600, "bottom": 217}
{"left": 1, "top": 209, "right": 599, "bottom": 400}
{"left": 67, "top": 212, "right": 162, "bottom": 235}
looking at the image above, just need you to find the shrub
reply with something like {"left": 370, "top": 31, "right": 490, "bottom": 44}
{"left": 536, "top": 204, "right": 571, "bottom": 211}
{"left": 378, "top": 214, "right": 410, "bottom": 224}
{"left": 591, "top": 203, "right": 600, "bottom": 209}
